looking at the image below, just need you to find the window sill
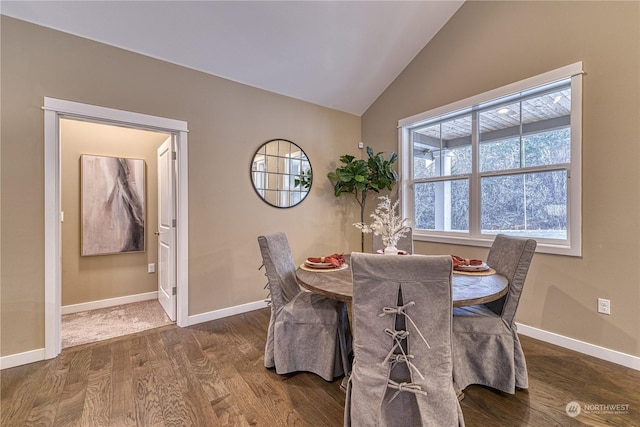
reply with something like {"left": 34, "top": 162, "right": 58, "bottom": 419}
{"left": 413, "top": 232, "right": 581, "bottom": 257}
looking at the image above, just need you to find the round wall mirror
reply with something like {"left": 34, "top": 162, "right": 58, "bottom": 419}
{"left": 250, "top": 139, "right": 312, "bottom": 208}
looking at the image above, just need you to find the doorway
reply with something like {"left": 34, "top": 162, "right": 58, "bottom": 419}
{"left": 44, "top": 98, "right": 189, "bottom": 359}
{"left": 59, "top": 119, "right": 172, "bottom": 347}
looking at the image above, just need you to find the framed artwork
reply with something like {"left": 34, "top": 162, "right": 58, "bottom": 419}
{"left": 81, "top": 154, "right": 146, "bottom": 256}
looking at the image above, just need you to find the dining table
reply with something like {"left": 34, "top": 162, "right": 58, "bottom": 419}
{"left": 295, "top": 254, "right": 509, "bottom": 384}
{"left": 296, "top": 254, "right": 508, "bottom": 307}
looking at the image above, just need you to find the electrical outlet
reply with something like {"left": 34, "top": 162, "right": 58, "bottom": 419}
{"left": 597, "top": 298, "right": 610, "bottom": 315}
{"left": 358, "top": 142, "right": 364, "bottom": 149}
{"left": 148, "top": 263, "right": 155, "bottom": 273}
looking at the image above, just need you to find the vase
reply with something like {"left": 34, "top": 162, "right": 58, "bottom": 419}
{"left": 384, "top": 245, "right": 399, "bottom": 255}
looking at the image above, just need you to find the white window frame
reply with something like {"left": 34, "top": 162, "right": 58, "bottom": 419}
{"left": 252, "top": 155, "right": 267, "bottom": 198}
{"left": 283, "top": 150, "right": 309, "bottom": 206}
{"left": 398, "top": 62, "right": 583, "bottom": 256}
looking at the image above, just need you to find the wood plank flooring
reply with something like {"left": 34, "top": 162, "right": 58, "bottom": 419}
{"left": 2, "top": 308, "right": 639, "bottom": 426}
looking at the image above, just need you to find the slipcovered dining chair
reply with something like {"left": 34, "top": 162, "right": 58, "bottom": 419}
{"left": 257, "top": 232, "right": 344, "bottom": 381}
{"left": 372, "top": 227, "right": 414, "bottom": 254}
{"left": 452, "top": 234, "right": 537, "bottom": 394}
{"left": 345, "top": 253, "right": 464, "bottom": 427}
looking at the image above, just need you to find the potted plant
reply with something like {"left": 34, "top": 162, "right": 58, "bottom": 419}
{"left": 294, "top": 169, "right": 312, "bottom": 189}
{"left": 327, "top": 146, "right": 398, "bottom": 251}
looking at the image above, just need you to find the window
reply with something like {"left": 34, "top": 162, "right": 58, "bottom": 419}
{"left": 283, "top": 150, "right": 311, "bottom": 206}
{"left": 399, "top": 63, "right": 582, "bottom": 255}
{"left": 252, "top": 158, "right": 267, "bottom": 198}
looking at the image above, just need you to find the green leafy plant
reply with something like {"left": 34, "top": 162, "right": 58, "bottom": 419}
{"left": 294, "top": 169, "right": 312, "bottom": 189}
{"left": 327, "top": 146, "right": 398, "bottom": 251}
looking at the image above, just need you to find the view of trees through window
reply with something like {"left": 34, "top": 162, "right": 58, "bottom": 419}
{"left": 411, "top": 82, "right": 571, "bottom": 239}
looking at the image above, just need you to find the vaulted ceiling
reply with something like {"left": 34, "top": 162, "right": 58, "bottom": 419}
{"left": 1, "top": 1, "right": 464, "bottom": 115}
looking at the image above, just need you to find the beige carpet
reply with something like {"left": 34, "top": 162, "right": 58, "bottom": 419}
{"left": 61, "top": 299, "right": 174, "bottom": 348}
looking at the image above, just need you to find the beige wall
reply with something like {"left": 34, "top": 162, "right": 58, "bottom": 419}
{"left": 0, "top": 16, "right": 361, "bottom": 357}
{"left": 363, "top": 1, "right": 640, "bottom": 356}
{"left": 61, "top": 119, "right": 169, "bottom": 306}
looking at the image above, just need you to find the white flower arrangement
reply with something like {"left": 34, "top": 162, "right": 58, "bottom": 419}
{"left": 354, "top": 195, "right": 411, "bottom": 250}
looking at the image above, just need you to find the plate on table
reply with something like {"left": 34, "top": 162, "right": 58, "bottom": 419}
{"left": 304, "top": 259, "right": 338, "bottom": 269}
{"left": 454, "top": 262, "right": 490, "bottom": 272}
{"left": 376, "top": 249, "right": 408, "bottom": 255}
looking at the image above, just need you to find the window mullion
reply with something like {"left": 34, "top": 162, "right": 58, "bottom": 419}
{"left": 479, "top": 163, "right": 569, "bottom": 178}
{"left": 398, "top": 128, "right": 416, "bottom": 229}
{"left": 469, "top": 110, "right": 480, "bottom": 237}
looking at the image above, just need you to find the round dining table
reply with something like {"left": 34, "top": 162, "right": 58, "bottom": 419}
{"left": 295, "top": 255, "right": 508, "bottom": 390}
{"left": 296, "top": 256, "right": 508, "bottom": 307}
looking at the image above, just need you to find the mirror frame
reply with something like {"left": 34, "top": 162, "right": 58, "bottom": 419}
{"left": 250, "top": 138, "right": 312, "bottom": 208}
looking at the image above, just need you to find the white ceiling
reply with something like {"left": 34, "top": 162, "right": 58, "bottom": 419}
{"left": 1, "top": 1, "right": 464, "bottom": 115}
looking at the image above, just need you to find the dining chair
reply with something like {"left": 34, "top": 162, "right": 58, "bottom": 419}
{"left": 345, "top": 253, "right": 464, "bottom": 427}
{"left": 452, "top": 234, "right": 537, "bottom": 394}
{"left": 257, "top": 232, "right": 344, "bottom": 381}
{"left": 372, "top": 227, "right": 414, "bottom": 254}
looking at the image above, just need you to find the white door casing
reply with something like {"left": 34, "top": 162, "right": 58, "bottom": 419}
{"left": 157, "top": 137, "right": 177, "bottom": 321}
{"left": 43, "top": 97, "right": 189, "bottom": 359}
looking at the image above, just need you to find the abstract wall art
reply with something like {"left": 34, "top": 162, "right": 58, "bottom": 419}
{"left": 81, "top": 154, "right": 146, "bottom": 256}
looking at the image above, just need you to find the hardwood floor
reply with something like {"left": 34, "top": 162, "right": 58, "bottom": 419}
{"left": 2, "top": 308, "right": 639, "bottom": 426}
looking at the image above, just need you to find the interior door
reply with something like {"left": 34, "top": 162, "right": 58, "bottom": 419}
{"left": 157, "top": 136, "right": 176, "bottom": 321}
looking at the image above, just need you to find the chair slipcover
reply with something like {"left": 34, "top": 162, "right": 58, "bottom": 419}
{"left": 452, "top": 234, "right": 537, "bottom": 394}
{"left": 345, "top": 253, "right": 464, "bottom": 427}
{"left": 372, "top": 227, "right": 414, "bottom": 254}
{"left": 258, "top": 232, "right": 344, "bottom": 381}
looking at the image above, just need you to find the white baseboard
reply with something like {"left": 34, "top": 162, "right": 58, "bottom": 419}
{"left": 2, "top": 299, "right": 268, "bottom": 370}
{"left": 0, "top": 348, "right": 45, "bottom": 370}
{"left": 61, "top": 291, "right": 158, "bottom": 315}
{"left": 187, "top": 300, "right": 269, "bottom": 326}
{"left": 15, "top": 305, "right": 636, "bottom": 372}
{"left": 517, "top": 323, "right": 640, "bottom": 371}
